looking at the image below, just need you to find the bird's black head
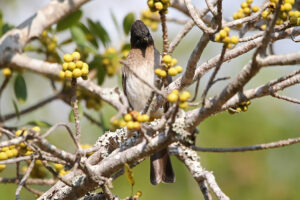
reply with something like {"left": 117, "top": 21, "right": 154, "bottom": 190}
{"left": 130, "top": 20, "right": 154, "bottom": 49}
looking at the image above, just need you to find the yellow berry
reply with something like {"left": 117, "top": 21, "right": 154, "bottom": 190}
{"left": 219, "top": 30, "right": 227, "bottom": 38}
{"left": 215, "top": 34, "right": 221, "bottom": 42}
{"left": 237, "top": 11, "right": 245, "bottom": 18}
{"left": 179, "top": 91, "right": 191, "bottom": 101}
{"left": 243, "top": 7, "right": 251, "bottom": 15}
{"left": 72, "top": 68, "right": 82, "bottom": 78}
{"left": 0, "top": 164, "right": 6, "bottom": 172}
{"left": 0, "top": 152, "right": 8, "bottom": 160}
{"left": 222, "top": 36, "right": 230, "bottom": 43}
{"left": 133, "top": 121, "right": 141, "bottom": 130}
{"left": 226, "top": 43, "right": 233, "bottom": 49}
{"left": 241, "top": 2, "right": 248, "bottom": 9}
{"left": 159, "top": 70, "right": 167, "bottom": 77}
{"left": 163, "top": 55, "right": 172, "bottom": 64}
{"left": 252, "top": 5, "right": 259, "bottom": 12}
{"left": 127, "top": 121, "right": 135, "bottom": 130}
{"left": 54, "top": 163, "right": 64, "bottom": 171}
{"left": 171, "top": 58, "right": 178, "bottom": 66}
{"left": 11, "top": 149, "right": 18, "bottom": 157}
{"left": 179, "top": 102, "right": 188, "bottom": 109}
{"left": 65, "top": 70, "right": 73, "bottom": 79}
{"left": 71, "top": 51, "right": 81, "bottom": 60}
{"left": 246, "top": 0, "right": 253, "bottom": 4}
{"left": 2, "top": 147, "right": 9, "bottom": 152}
{"left": 230, "top": 36, "right": 239, "bottom": 44}
{"left": 262, "top": 10, "right": 269, "bottom": 19}
{"left": 161, "top": 0, "right": 170, "bottom": 3}
{"left": 76, "top": 61, "right": 83, "bottom": 69}
{"left": 2, "top": 68, "right": 12, "bottom": 76}
{"left": 236, "top": 107, "right": 242, "bottom": 112}
{"left": 25, "top": 151, "right": 33, "bottom": 156}
{"left": 32, "top": 126, "right": 41, "bottom": 133}
{"left": 155, "top": 2, "right": 163, "bottom": 11}
{"left": 6, "top": 150, "right": 14, "bottom": 158}
{"left": 35, "top": 160, "right": 43, "bottom": 166}
{"left": 223, "top": 27, "right": 230, "bottom": 33}
{"left": 141, "top": 114, "right": 149, "bottom": 122}
{"left": 147, "top": 0, "right": 154, "bottom": 8}
{"left": 119, "top": 120, "right": 127, "bottom": 127}
{"left": 63, "top": 54, "right": 73, "bottom": 62}
{"left": 283, "top": 3, "right": 292, "bottom": 11}
{"left": 151, "top": 23, "right": 158, "bottom": 31}
{"left": 260, "top": 24, "right": 267, "bottom": 30}
{"left": 285, "top": 0, "right": 294, "bottom": 4}
{"left": 168, "top": 67, "right": 177, "bottom": 76}
{"left": 59, "top": 71, "right": 65, "bottom": 79}
{"left": 102, "top": 58, "right": 110, "bottom": 65}
{"left": 62, "top": 63, "right": 68, "bottom": 71}
{"left": 124, "top": 114, "right": 132, "bottom": 122}
{"left": 233, "top": 13, "right": 239, "bottom": 20}
{"left": 175, "top": 66, "right": 183, "bottom": 73}
{"left": 68, "top": 62, "right": 76, "bottom": 71}
{"left": 168, "top": 93, "right": 178, "bottom": 103}
{"left": 171, "top": 89, "right": 179, "bottom": 95}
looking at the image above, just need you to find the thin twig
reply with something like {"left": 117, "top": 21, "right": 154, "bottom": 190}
{"left": 100, "top": 184, "right": 115, "bottom": 200}
{"left": 15, "top": 158, "right": 36, "bottom": 200}
{"left": 201, "top": 45, "right": 227, "bottom": 106}
{"left": 271, "top": 92, "right": 300, "bottom": 104}
{"left": 0, "top": 92, "right": 61, "bottom": 122}
{"left": 0, "top": 177, "right": 56, "bottom": 185}
{"left": 192, "top": 136, "right": 300, "bottom": 152}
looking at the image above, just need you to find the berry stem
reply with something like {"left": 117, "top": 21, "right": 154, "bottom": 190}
{"left": 160, "top": 12, "right": 169, "bottom": 56}
{"left": 71, "top": 78, "right": 81, "bottom": 143}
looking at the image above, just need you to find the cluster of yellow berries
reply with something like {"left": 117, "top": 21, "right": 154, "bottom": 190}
{"left": 167, "top": 90, "right": 191, "bottom": 109}
{"left": 215, "top": 27, "right": 239, "bottom": 49}
{"left": 233, "top": 0, "right": 259, "bottom": 21}
{"left": 77, "top": 89, "right": 102, "bottom": 111}
{"left": 1, "top": 68, "right": 12, "bottom": 77}
{"left": 155, "top": 55, "right": 183, "bottom": 77}
{"left": 124, "top": 111, "right": 150, "bottom": 130}
{"left": 261, "top": 0, "right": 298, "bottom": 28}
{"left": 40, "top": 30, "right": 59, "bottom": 63}
{"left": 147, "top": 0, "right": 170, "bottom": 13}
{"left": 141, "top": 9, "right": 160, "bottom": 31}
{"left": 54, "top": 163, "right": 70, "bottom": 177}
{"left": 101, "top": 47, "right": 122, "bottom": 76}
{"left": 59, "top": 52, "right": 89, "bottom": 80}
{"left": 0, "top": 126, "right": 41, "bottom": 173}
{"left": 228, "top": 101, "right": 251, "bottom": 114}
{"left": 22, "top": 160, "right": 48, "bottom": 178}
{"left": 16, "top": 126, "right": 41, "bottom": 156}
{"left": 112, "top": 111, "right": 150, "bottom": 130}
{"left": 0, "top": 145, "right": 19, "bottom": 172}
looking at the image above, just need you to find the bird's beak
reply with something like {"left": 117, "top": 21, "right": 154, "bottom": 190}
{"left": 143, "top": 37, "right": 149, "bottom": 42}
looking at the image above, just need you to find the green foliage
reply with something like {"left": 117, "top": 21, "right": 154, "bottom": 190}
{"left": 14, "top": 74, "right": 27, "bottom": 104}
{"left": 123, "top": 12, "right": 135, "bottom": 35}
{"left": 26, "top": 121, "right": 52, "bottom": 128}
{"left": 70, "top": 25, "right": 98, "bottom": 54}
{"left": 89, "top": 55, "right": 106, "bottom": 85}
{"left": 87, "top": 18, "right": 110, "bottom": 47}
{"left": 12, "top": 100, "right": 20, "bottom": 120}
{"left": 56, "top": 10, "right": 82, "bottom": 31}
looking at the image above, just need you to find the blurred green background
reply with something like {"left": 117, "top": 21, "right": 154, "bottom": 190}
{"left": 1, "top": 0, "right": 300, "bottom": 199}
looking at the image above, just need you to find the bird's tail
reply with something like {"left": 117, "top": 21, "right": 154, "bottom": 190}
{"left": 150, "top": 148, "right": 175, "bottom": 185}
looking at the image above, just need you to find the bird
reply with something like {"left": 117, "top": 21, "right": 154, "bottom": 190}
{"left": 122, "top": 20, "right": 175, "bottom": 185}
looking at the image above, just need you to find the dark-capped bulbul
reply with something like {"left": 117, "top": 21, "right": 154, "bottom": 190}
{"left": 122, "top": 20, "right": 175, "bottom": 185}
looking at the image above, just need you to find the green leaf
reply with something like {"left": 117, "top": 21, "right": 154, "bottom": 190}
{"left": 14, "top": 74, "right": 27, "bottom": 104}
{"left": 89, "top": 55, "right": 106, "bottom": 85}
{"left": 78, "top": 22, "right": 99, "bottom": 48}
{"left": 110, "top": 10, "right": 120, "bottom": 32}
{"left": 123, "top": 13, "right": 135, "bottom": 35}
{"left": 27, "top": 120, "right": 52, "bottom": 128}
{"left": 12, "top": 100, "right": 20, "bottom": 120}
{"left": 56, "top": 10, "right": 82, "bottom": 31}
{"left": 69, "top": 103, "right": 83, "bottom": 122}
{"left": 2, "top": 23, "right": 14, "bottom": 35}
{"left": 87, "top": 18, "right": 110, "bottom": 47}
{"left": 70, "top": 26, "right": 98, "bottom": 54}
